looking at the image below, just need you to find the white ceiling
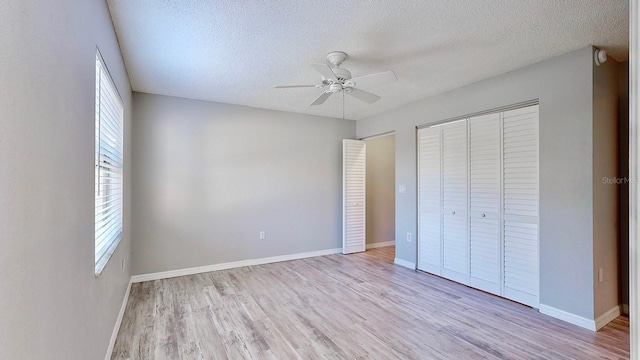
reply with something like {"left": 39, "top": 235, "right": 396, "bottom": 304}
{"left": 106, "top": 0, "right": 629, "bottom": 120}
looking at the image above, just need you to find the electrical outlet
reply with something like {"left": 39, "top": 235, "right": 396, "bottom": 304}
{"left": 259, "top": 231, "right": 265, "bottom": 240}
{"left": 598, "top": 268, "right": 603, "bottom": 282}
{"left": 121, "top": 258, "right": 126, "bottom": 272}
{"left": 406, "top": 232, "right": 412, "bottom": 242}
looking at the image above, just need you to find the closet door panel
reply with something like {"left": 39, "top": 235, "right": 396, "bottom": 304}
{"left": 502, "top": 105, "right": 539, "bottom": 308}
{"left": 441, "top": 121, "right": 468, "bottom": 284}
{"left": 417, "top": 127, "right": 442, "bottom": 274}
{"left": 342, "top": 140, "right": 367, "bottom": 254}
{"left": 468, "top": 113, "right": 501, "bottom": 295}
{"left": 416, "top": 104, "right": 539, "bottom": 307}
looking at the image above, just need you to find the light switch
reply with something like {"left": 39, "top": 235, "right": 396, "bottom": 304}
{"left": 399, "top": 185, "right": 406, "bottom": 193}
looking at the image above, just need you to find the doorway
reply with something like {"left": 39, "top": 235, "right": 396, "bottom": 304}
{"left": 364, "top": 133, "right": 396, "bottom": 252}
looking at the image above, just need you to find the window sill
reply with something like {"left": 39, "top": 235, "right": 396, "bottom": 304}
{"left": 95, "top": 233, "right": 122, "bottom": 276}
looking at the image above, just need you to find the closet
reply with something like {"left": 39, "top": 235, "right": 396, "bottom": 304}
{"left": 417, "top": 104, "right": 539, "bottom": 308}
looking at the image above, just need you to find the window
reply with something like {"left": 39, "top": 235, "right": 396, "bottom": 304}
{"left": 95, "top": 50, "right": 123, "bottom": 274}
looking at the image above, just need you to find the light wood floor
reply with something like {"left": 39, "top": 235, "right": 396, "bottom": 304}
{"left": 111, "top": 247, "right": 629, "bottom": 359}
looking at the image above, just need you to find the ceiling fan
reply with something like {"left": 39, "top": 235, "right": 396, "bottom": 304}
{"left": 274, "top": 51, "right": 397, "bottom": 106}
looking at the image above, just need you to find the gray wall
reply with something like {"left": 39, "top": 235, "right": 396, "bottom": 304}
{"left": 592, "top": 56, "right": 620, "bottom": 318}
{"left": 0, "top": 1, "right": 132, "bottom": 359}
{"left": 619, "top": 61, "right": 630, "bottom": 311}
{"left": 131, "top": 93, "right": 356, "bottom": 275}
{"left": 357, "top": 47, "right": 598, "bottom": 319}
{"left": 365, "top": 134, "right": 396, "bottom": 245}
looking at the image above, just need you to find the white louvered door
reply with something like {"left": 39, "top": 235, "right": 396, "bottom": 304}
{"left": 468, "top": 113, "right": 502, "bottom": 295}
{"left": 416, "top": 104, "right": 539, "bottom": 307}
{"left": 441, "top": 121, "right": 469, "bottom": 284}
{"left": 502, "top": 106, "right": 539, "bottom": 307}
{"left": 417, "top": 127, "right": 442, "bottom": 274}
{"left": 343, "top": 139, "right": 366, "bottom": 254}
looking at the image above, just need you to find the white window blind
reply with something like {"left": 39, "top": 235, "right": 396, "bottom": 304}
{"left": 95, "top": 51, "right": 123, "bottom": 274}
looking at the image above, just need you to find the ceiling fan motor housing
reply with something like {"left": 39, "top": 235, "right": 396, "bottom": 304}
{"left": 329, "top": 83, "right": 343, "bottom": 93}
{"left": 326, "top": 51, "right": 352, "bottom": 81}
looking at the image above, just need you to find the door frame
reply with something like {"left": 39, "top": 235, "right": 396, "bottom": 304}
{"left": 359, "top": 131, "right": 396, "bottom": 252}
{"left": 628, "top": 1, "right": 638, "bottom": 358}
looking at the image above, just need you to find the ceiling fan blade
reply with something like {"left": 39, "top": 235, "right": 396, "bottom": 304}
{"left": 350, "top": 71, "right": 397, "bottom": 88}
{"left": 310, "top": 91, "right": 332, "bottom": 106}
{"left": 310, "top": 63, "right": 337, "bottom": 81}
{"left": 346, "top": 88, "right": 381, "bottom": 104}
{"left": 274, "top": 85, "right": 319, "bottom": 88}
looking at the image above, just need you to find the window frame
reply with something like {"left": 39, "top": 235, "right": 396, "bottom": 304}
{"left": 94, "top": 49, "right": 124, "bottom": 275}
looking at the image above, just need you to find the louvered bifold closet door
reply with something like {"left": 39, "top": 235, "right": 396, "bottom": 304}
{"left": 468, "top": 113, "right": 502, "bottom": 295}
{"left": 502, "top": 105, "right": 539, "bottom": 307}
{"left": 343, "top": 140, "right": 367, "bottom": 254}
{"left": 441, "top": 121, "right": 469, "bottom": 284}
{"left": 418, "top": 127, "right": 442, "bottom": 274}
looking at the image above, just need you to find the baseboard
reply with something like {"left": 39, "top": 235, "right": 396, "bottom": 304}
{"left": 539, "top": 304, "right": 596, "bottom": 331}
{"left": 105, "top": 278, "right": 132, "bottom": 360}
{"left": 622, "top": 303, "right": 629, "bottom": 315}
{"left": 394, "top": 257, "right": 416, "bottom": 270}
{"left": 131, "top": 248, "right": 342, "bottom": 283}
{"left": 366, "top": 241, "right": 395, "bottom": 249}
{"left": 595, "top": 305, "right": 621, "bottom": 330}
{"left": 539, "top": 304, "right": 621, "bottom": 332}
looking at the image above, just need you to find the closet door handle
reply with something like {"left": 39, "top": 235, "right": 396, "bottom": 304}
{"left": 451, "top": 210, "right": 456, "bottom": 215}
{"left": 481, "top": 213, "right": 486, "bottom": 218}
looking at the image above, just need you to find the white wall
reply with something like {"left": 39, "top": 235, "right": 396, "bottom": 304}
{"left": 357, "top": 47, "right": 602, "bottom": 320}
{"left": 131, "top": 93, "right": 356, "bottom": 275}
{"left": 0, "top": 1, "right": 132, "bottom": 359}
{"left": 365, "top": 134, "right": 395, "bottom": 245}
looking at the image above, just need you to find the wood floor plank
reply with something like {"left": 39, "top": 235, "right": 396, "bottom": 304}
{"left": 112, "top": 247, "right": 629, "bottom": 359}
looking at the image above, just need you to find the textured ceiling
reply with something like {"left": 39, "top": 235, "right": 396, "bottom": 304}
{"left": 106, "top": 0, "right": 629, "bottom": 120}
